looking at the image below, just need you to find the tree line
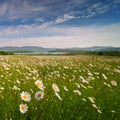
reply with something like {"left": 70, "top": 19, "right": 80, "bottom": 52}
{"left": 0, "top": 51, "right": 14, "bottom": 55}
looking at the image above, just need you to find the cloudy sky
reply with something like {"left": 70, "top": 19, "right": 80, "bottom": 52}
{"left": 0, "top": 0, "right": 120, "bottom": 48}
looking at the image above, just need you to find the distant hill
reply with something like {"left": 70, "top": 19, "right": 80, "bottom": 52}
{"left": 0, "top": 46, "right": 120, "bottom": 54}
{"left": 0, "top": 46, "right": 57, "bottom": 53}
{"left": 66, "top": 46, "right": 120, "bottom": 51}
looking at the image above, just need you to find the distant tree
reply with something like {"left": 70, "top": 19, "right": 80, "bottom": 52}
{"left": 98, "top": 51, "right": 103, "bottom": 55}
{"left": 0, "top": 51, "right": 14, "bottom": 55}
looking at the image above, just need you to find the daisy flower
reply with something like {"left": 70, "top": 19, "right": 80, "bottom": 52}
{"left": 55, "top": 92, "right": 62, "bottom": 101}
{"left": 34, "top": 91, "right": 44, "bottom": 101}
{"left": 63, "top": 86, "right": 68, "bottom": 91}
{"left": 20, "top": 91, "right": 31, "bottom": 102}
{"left": 102, "top": 73, "right": 107, "bottom": 80}
{"left": 97, "top": 109, "right": 102, "bottom": 114}
{"left": 73, "top": 90, "right": 82, "bottom": 96}
{"left": 111, "top": 80, "right": 117, "bottom": 86}
{"left": 88, "top": 97, "right": 95, "bottom": 103}
{"left": 35, "top": 80, "right": 44, "bottom": 90}
{"left": 92, "top": 104, "right": 98, "bottom": 109}
{"left": 52, "top": 83, "right": 60, "bottom": 92}
{"left": 19, "top": 104, "right": 28, "bottom": 114}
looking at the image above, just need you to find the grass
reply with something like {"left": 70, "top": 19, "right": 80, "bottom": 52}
{"left": 0, "top": 55, "right": 120, "bottom": 120}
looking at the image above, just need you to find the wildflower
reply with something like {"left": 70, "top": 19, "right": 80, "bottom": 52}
{"left": 34, "top": 91, "right": 44, "bottom": 101}
{"left": 20, "top": 91, "right": 31, "bottom": 102}
{"left": 89, "top": 63, "right": 93, "bottom": 67}
{"left": 0, "top": 87, "right": 4, "bottom": 90}
{"left": 12, "top": 86, "right": 20, "bottom": 90}
{"left": 35, "top": 80, "right": 44, "bottom": 90}
{"left": 16, "top": 80, "right": 20, "bottom": 84}
{"left": 80, "top": 83, "right": 87, "bottom": 89}
{"left": 104, "top": 82, "right": 111, "bottom": 87}
{"left": 80, "top": 76, "right": 87, "bottom": 83}
{"left": 111, "top": 80, "right": 117, "bottom": 86}
{"left": 97, "top": 109, "right": 102, "bottom": 114}
{"left": 92, "top": 104, "right": 98, "bottom": 109}
{"left": 63, "top": 86, "right": 68, "bottom": 91}
{"left": 73, "top": 90, "right": 82, "bottom": 96}
{"left": 75, "top": 83, "right": 80, "bottom": 88}
{"left": 102, "top": 73, "right": 107, "bottom": 80}
{"left": 88, "top": 86, "right": 93, "bottom": 89}
{"left": 64, "top": 66, "right": 68, "bottom": 69}
{"left": 111, "top": 110, "right": 116, "bottom": 113}
{"left": 82, "top": 98, "right": 86, "bottom": 102}
{"left": 55, "top": 92, "right": 62, "bottom": 100}
{"left": 88, "top": 97, "right": 95, "bottom": 103}
{"left": 19, "top": 104, "right": 28, "bottom": 114}
{"left": 52, "top": 83, "right": 60, "bottom": 92}
{"left": 30, "top": 88, "right": 34, "bottom": 93}
{"left": 88, "top": 72, "right": 93, "bottom": 76}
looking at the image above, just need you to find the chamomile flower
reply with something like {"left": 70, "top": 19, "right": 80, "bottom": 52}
{"left": 55, "top": 92, "right": 62, "bottom": 101}
{"left": 35, "top": 80, "right": 44, "bottom": 90}
{"left": 63, "top": 86, "right": 68, "bottom": 91}
{"left": 102, "top": 73, "right": 107, "bottom": 80}
{"left": 88, "top": 97, "right": 95, "bottom": 103}
{"left": 20, "top": 91, "right": 31, "bottom": 102}
{"left": 52, "top": 83, "right": 60, "bottom": 92}
{"left": 19, "top": 104, "right": 28, "bottom": 114}
{"left": 34, "top": 91, "right": 44, "bottom": 101}
{"left": 92, "top": 104, "right": 98, "bottom": 109}
{"left": 111, "top": 80, "right": 117, "bottom": 86}
{"left": 73, "top": 90, "right": 82, "bottom": 96}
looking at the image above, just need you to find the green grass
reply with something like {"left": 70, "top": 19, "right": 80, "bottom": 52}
{"left": 0, "top": 55, "right": 120, "bottom": 120}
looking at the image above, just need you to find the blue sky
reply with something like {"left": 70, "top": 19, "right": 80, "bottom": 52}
{"left": 0, "top": 0, "right": 120, "bottom": 48}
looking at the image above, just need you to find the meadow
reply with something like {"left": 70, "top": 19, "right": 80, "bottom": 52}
{"left": 0, "top": 55, "right": 120, "bottom": 120}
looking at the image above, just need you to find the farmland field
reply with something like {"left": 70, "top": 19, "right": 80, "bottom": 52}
{"left": 0, "top": 55, "right": 120, "bottom": 120}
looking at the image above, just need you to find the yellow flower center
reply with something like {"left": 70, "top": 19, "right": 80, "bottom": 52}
{"left": 53, "top": 86, "right": 57, "bottom": 91}
{"left": 37, "top": 82, "right": 41, "bottom": 87}
{"left": 23, "top": 95, "right": 28, "bottom": 99}
{"left": 38, "top": 93, "right": 42, "bottom": 97}
{"left": 21, "top": 105, "right": 26, "bottom": 111}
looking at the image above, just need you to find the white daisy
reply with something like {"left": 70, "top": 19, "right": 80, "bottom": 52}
{"left": 35, "top": 80, "right": 44, "bottom": 90}
{"left": 52, "top": 83, "right": 60, "bottom": 92}
{"left": 55, "top": 92, "right": 62, "bottom": 101}
{"left": 20, "top": 91, "right": 31, "bottom": 102}
{"left": 102, "top": 73, "right": 107, "bottom": 80}
{"left": 19, "top": 104, "right": 28, "bottom": 114}
{"left": 88, "top": 97, "right": 95, "bottom": 103}
{"left": 92, "top": 104, "right": 98, "bottom": 109}
{"left": 34, "top": 91, "right": 44, "bottom": 101}
{"left": 111, "top": 80, "right": 117, "bottom": 86}
{"left": 63, "top": 86, "right": 68, "bottom": 91}
{"left": 73, "top": 90, "right": 82, "bottom": 96}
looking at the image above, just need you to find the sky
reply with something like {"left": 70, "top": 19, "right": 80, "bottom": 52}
{"left": 0, "top": 0, "right": 120, "bottom": 48}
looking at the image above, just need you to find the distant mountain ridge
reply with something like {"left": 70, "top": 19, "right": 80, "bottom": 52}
{"left": 0, "top": 46, "right": 57, "bottom": 53}
{"left": 0, "top": 46, "right": 120, "bottom": 53}
{"left": 66, "top": 46, "right": 120, "bottom": 51}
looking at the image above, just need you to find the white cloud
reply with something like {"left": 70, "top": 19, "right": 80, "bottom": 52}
{"left": 85, "top": 3, "right": 110, "bottom": 19}
{"left": 0, "top": 23, "right": 120, "bottom": 48}
{"left": 36, "top": 18, "right": 44, "bottom": 22}
{"left": 0, "top": 0, "right": 48, "bottom": 20}
{"left": 0, "top": 21, "right": 53, "bottom": 36}
{"left": 55, "top": 14, "right": 80, "bottom": 24}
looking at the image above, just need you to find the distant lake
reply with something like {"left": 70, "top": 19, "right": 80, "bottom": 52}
{"left": 14, "top": 52, "right": 65, "bottom": 55}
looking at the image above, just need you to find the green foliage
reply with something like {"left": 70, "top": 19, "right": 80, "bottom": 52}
{"left": 0, "top": 51, "right": 14, "bottom": 55}
{"left": 0, "top": 55, "right": 120, "bottom": 120}
{"left": 87, "top": 51, "right": 120, "bottom": 56}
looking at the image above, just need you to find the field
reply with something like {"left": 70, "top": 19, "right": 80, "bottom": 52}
{"left": 0, "top": 55, "right": 120, "bottom": 120}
